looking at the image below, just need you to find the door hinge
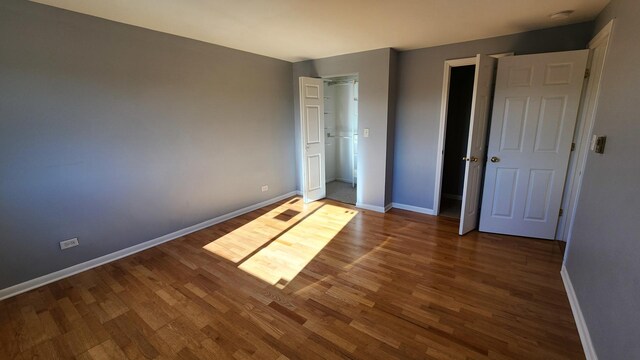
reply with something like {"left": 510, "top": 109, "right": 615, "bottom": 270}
{"left": 584, "top": 68, "right": 591, "bottom": 79}
{"left": 571, "top": 142, "right": 576, "bottom": 151}
{"left": 559, "top": 208, "right": 564, "bottom": 217}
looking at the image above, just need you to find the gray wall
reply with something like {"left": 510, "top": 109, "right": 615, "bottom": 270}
{"left": 0, "top": 0, "right": 295, "bottom": 289}
{"left": 293, "top": 49, "right": 396, "bottom": 209}
{"left": 565, "top": 0, "right": 640, "bottom": 358}
{"left": 392, "top": 22, "right": 594, "bottom": 210}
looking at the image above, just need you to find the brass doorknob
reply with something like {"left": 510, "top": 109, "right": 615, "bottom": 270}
{"left": 490, "top": 156, "right": 500, "bottom": 163}
{"left": 470, "top": 156, "right": 479, "bottom": 162}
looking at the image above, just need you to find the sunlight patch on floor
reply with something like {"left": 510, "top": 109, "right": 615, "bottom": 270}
{"left": 238, "top": 204, "right": 357, "bottom": 288}
{"left": 203, "top": 198, "right": 322, "bottom": 263}
{"left": 202, "top": 198, "right": 357, "bottom": 288}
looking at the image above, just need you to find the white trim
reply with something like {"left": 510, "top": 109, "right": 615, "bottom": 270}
{"left": 558, "top": 19, "right": 614, "bottom": 245}
{"left": 561, "top": 265, "right": 598, "bottom": 360}
{"left": 444, "top": 57, "right": 477, "bottom": 67}
{"left": 391, "top": 203, "right": 435, "bottom": 215}
{"left": 433, "top": 56, "right": 477, "bottom": 216}
{"left": 490, "top": 52, "right": 515, "bottom": 59}
{"left": 589, "top": 20, "right": 614, "bottom": 48}
{"left": 0, "top": 191, "right": 299, "bottom": 301}
{"left": 384, "top": 203, "right": 393, "bottom": 212}
{"left": 355, "top": 202, "right": 386, "bottom": 213}
{"left": 321, "top": 72, "right": 358, "bottom": 80}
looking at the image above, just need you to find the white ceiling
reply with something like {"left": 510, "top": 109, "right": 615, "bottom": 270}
{"left": 32, "top": 0, "right": 609, "bottom": 62}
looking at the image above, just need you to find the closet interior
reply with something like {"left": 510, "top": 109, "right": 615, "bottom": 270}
{"left": 323, "top": 76, "right": 358, "bottom": 205}
{"left": 439, "top": 65, "right": 475, "bottom": 218}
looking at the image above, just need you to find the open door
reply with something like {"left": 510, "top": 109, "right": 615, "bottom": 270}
{"left": 459, "top": 55, "right": 497, "bottom": 235}
{"left": 299, "top": 77, "right": 326, "bottom": 203}
{"left": 479, "top": 50, "right": 589, "bottom": 239}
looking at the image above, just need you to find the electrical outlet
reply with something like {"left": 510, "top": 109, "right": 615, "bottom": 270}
{"left": 261, "top": 185, "right": 269, "bottom": 192}
{"left": 363, "top": 128, "right": 370, "bottom": 138}
{"left": 60, "top": 238, "right": 79, "bottom": 250}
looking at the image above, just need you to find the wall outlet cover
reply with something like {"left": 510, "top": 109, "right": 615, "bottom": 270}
{"left": 261, "top": 185, "right": 269, "bottom": 192}
{"left": 60, "top": 238, "right": 79, "bottom": 250}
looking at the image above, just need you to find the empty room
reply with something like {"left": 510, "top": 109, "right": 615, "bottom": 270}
{"left": 1, "top": 0, "right": 638, "bottom": 359}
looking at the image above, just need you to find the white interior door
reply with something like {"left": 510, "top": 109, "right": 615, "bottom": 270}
{"left": 479, "top": 50, "right": 588, "bottom": 239}
{"left": 459, "top": 55, "right": 497, "bottom": 235}
{"left": 299, "top": 77, "right": 326, "bottom": 203}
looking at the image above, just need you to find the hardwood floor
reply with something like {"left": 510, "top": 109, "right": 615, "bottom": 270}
{"left": 0, "top": 197, "right": 584, "bottom": 359}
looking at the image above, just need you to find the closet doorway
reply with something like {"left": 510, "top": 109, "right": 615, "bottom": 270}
{"left": 439, "top": 65, "right": 476, "bottom": 219}
{"left": 323, "top": 76, "right": 358, "bottom": 205}
{"left": 434, "top": 54, "right": 498, "bottom": 235}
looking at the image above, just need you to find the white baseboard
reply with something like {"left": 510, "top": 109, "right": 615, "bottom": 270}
{"left": 0, "top": 191, "right": 299, "bottom": 301}
{"left": 384, "top": 203, "right": 393, "bottom": 212}
{"left": 355, "top": 202, "right": 386, "bottom": 213}
{"left": 561, "top": 265, "right": 598, "bottom": 360}
{"left": 391, "top": 202, "right": 435, "bottom": 215}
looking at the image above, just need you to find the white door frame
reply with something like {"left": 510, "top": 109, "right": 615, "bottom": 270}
{"left": 433, "top": 53, "right": 513, "bottom": 215}
{"left": 559, "top": 20, "right": 614, "bottom": 243}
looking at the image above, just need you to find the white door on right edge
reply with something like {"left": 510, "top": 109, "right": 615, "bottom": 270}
{"left": 479, "top": 50, "right": 588, "bottom": 240}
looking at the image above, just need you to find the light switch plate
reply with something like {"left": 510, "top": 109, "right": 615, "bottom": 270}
{"left": 363, "top": 128, "right": 370, "bottom": 138}
{"left": 594, "top": 136, "right": 606, "bottom": 154}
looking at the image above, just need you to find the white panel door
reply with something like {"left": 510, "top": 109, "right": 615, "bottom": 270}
{"left": 299, "top": 77, "right": 326, "bottom": 203}
{"left": 459, "top": 55, "right": 497, "bottom": 235}
{"left": 479, "top": 50, "right": 588, "bottom": 239}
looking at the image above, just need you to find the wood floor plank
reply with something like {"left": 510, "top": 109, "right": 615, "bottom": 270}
{"left": 0, "top": 197, "right": 584, "bottom": 359}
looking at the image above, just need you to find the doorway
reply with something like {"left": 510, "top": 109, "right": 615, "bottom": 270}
{"left": 439, "top": 65, "right": 476, "bottom": 219}
{"left": 434, "top": 55, "right": 498, "bottom": 235}
{"left": 323, "top": 76, "right": 358, "bottom": 205}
